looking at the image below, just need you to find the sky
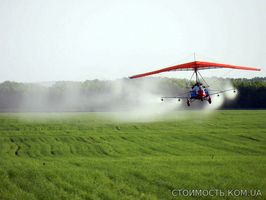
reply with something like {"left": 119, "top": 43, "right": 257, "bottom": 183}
{"left": 0, "top": 0, "right": 265, "bottom": 82}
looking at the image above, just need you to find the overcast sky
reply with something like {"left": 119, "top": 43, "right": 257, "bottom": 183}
{"left": 0, "top": 0, "right": 265, "bottom": 82}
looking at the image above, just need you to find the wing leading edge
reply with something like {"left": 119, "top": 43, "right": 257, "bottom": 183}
{"left": 129, "top": 61, "right": 261, "bottom": 79}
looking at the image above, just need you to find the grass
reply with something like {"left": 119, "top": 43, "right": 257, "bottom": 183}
{"left": 0, "top": 110, "right": 265, "bottom": 200}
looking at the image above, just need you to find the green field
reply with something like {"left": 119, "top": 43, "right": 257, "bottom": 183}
{"left": 0, "top": 111, "right": 265, "bottom": 200}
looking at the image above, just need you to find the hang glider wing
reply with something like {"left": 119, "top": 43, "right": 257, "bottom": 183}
{"left": 129, "top": 61, "right": 261, "bottom": 79}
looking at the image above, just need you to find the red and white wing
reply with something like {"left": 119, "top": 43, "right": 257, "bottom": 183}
{"left": 129, "top": 61, "right": 260, "bottom": 79}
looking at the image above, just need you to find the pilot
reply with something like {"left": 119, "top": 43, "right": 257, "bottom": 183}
{"left": 191, "top": 82, "right": 200, "bottom": 98}
{"left": 192, "top": 82, "right": 200, "bottom": 92}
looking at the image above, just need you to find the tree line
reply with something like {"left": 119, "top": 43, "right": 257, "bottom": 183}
{"left": 0, "top": 77, "right": 265, "bottom": 111}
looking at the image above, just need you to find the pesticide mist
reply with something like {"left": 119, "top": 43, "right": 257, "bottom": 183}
{"left": 0, "top": 78, "right": 237, "bottom": 121}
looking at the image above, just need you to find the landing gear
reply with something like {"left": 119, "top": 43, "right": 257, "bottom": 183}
{"left": 187, "top": 99, "right": 190, "bottom": 106}
{"left": 208, "top": 96, "right": 212, "bottom": 104}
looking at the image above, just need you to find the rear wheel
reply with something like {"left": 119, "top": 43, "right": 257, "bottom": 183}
{"left": 208, "top": 97, "right": 212, "bottom": 104}
{"left": 187, "top": 99, "right": 190, "bottom": 106}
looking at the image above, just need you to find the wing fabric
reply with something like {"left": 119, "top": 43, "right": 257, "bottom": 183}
{"left": 129, "top": 61, "right": 260, "bottom": 79}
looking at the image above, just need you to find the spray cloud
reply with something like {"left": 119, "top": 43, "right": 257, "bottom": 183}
{"left": 0, "top": 77, "right": 237, "bottom": 121}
